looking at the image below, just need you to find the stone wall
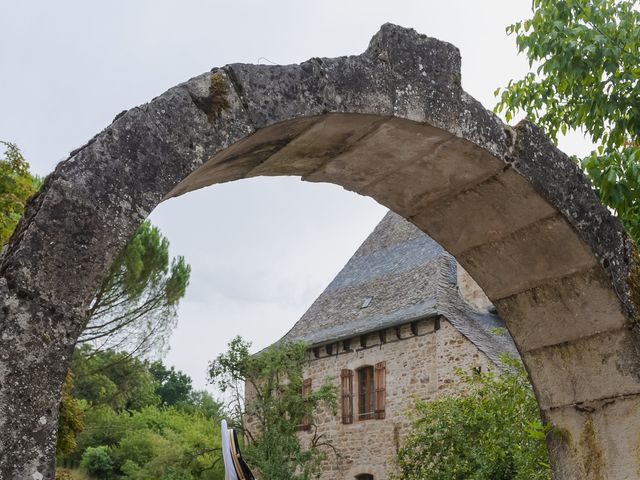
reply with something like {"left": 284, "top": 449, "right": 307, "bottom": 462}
{"left": 299, "top": 316, "right": 494, "bottom": 480}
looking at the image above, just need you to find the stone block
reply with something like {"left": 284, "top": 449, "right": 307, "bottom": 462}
{"left": 251, "top": 113, "right": 385, "bottom": 178}
{"left": 543, "top": 394, "right": 640, "bottom": 480}
{"left": 524, "top": 328, "right": 640, "bottom": 409}
{"left": 456, "top": 214, "right": 598, "bottom": 300}
{"left": 496, "top": 267, "right": 630, "bottom": 352}
{"left": 414, "top": 168, "right": 556, "bottom": 254}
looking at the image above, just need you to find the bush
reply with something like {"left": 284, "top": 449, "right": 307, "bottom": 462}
{"left": 395, "top": 356, "right": 551, "bottom": 480}
{"left": 81, "top": 446, "right": 114, "bottom": 479}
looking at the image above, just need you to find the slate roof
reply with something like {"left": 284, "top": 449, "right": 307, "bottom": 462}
{"left": 280, "top": 211, "right": 519, "bottom": 366}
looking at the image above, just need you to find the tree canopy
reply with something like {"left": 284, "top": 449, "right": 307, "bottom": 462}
{"left": 71, "top": 345, "right": 161, "bottom": 412}
{"left": 149, "top": 360, "right": 195, "bottom": 407}
{"left": 3, "top": 143, "right": 197, "bottom": 478}
{"left": 82, "top": 220, "right": 191, "bottom": 357}
{"left": 57, "top": 347, "right": 225, "bottom": 480}
{"left": 495, "top": 0, "right": 640, "bottom": 242}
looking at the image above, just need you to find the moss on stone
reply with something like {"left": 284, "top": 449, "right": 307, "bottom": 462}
{"left": 208, "top": 72, "right": 231, "bottom": 120}
{"left": 190, "top": 71, "right": 231, "bottom": 123}
{"left": 579, "top": 417, "right": 604, "bottom": 480}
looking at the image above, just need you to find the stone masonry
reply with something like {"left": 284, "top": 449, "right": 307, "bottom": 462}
{"left": 300, "top": 317, "right": 494, "bottom": 479}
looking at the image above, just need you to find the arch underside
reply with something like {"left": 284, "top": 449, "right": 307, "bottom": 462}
{"left": 1, "top": 23, "right": 639, "bottom": 480}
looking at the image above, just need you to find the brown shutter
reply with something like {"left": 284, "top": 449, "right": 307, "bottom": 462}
{"left": 374, "top": 361, "right": 386, "bottom": 419}
{"left": 341, "top": 369, "right": 353, "bottom": 424}
{"left": 301, "top": 378, "right": 312, "bottom": 430}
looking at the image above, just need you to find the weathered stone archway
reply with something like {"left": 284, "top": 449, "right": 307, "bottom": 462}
{"left": 1, "top": 24, "right": 639, "bottom": 479}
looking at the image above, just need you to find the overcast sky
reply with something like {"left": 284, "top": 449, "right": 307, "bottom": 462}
{"left": 1, "top": 1, "right": 593, "bottom": 391}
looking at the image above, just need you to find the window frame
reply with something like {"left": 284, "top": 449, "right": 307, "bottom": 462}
{"left": 357, "top": 365, "right": 375, "bottom": 421}
{"left": 299, "top": 377, "right": 312, "bottom": 431}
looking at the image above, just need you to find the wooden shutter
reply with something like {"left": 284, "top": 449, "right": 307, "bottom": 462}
{"left": 341, "top": 369, "right": 353, "bottom": 424}
{"left": 300, "top": 378, "right": 312, "bottom": 431}
{"left": 374, "top": 361, "right": 386, "bottom": 419}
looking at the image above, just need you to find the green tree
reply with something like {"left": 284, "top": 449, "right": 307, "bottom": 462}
{"left": 81, "top": 220, "right": 191, "bottom": 358}
{"left": 81, "top": 446, "right": 115, "bottom": 479}
{"left": 495, "top": 0, "right": 640, "bottom": 242}
{"left": 183, "top": 390, "right": 223, "bottom": 420}
{"left": 69, "top": 405, "right": 127, "bottom": 466}
{"left": 149, "top": 361, "right": 194, "bottom": 407}
{"left": 0, "top": 142, "right": 41, "bottom": 245}
{"left": 71, "top": 346, "right": 160, "bottom": 412}
{"left": 111, "top": 406, "right": 224, "bottom": 480}
{"left": 59, "top": 357, "right": 225, "bottom": 479}
{"left": 395, "top": 357, "right": 551, "bottom": 480}
{"left": 1, "top": 143, "right": 195, "bottom": 475}
{"left": 69, "top": 405, "right": 224, "bottom": 479}
{"left": 208, "top": 336, "right": 338, "bottom": 480}
{"left": 56, "top": 371, "right": 86, "bottom": 458}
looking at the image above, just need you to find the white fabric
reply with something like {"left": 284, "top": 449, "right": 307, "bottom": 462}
{"left": 221, "top": 420, "right": 239, "bottom": 480}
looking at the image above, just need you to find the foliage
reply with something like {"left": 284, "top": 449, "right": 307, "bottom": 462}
{"left": 71, "top": 406, "right": 224, "bottom": 480}
{"left": 0, "top": 141, "right": 41, "bottom": 246}
{"left": 1, "top": 144, "right": 200, "bottom": 477}
{"left": 59, "top": 349, "right": 225, "bottom": 480}
{"left": 495, "top": 0, "right": 640, "bottom": 243}
{"left": 182, "top": 390, "right": 224, "bottom": 420}
{"left": 81, "top": 446, "right": 115, "bottom": 479}
{"left": 395, "top": 356, "right": 551, "bottom": 480}
{"left": 57, "top": 371, "right": 86, "bottom": 458}
{"left": 149, "top": 361, "right": 194, "bottom": 407}
{"left": 208, "top": 336, "right": 338, "bottom": 480}
{"left": 71, "top": 346, "right": 160, "bottom": 412}
{"left": 115, "top": 407, "right": 223, "bottom": 480}
{"left": 81, "top": 220, "right": 191, "bottom": 358}
{"left": 68, "top": 346, "right": 221, "bottom": 416}
{"left": 68, "top": 405, "right": 128, "bottom": 465}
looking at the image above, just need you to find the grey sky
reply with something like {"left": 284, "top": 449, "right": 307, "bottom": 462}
{"left": 1, "top": 1, "right": 592, "bottom": 391}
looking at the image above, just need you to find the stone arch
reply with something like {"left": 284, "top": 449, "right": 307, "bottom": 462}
{"left": 1, "top": 24, "right": 639, "bottom": 480}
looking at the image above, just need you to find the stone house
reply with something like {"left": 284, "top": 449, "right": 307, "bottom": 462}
{"left": 277, "top": 211, "right": 518, "bottom": 480}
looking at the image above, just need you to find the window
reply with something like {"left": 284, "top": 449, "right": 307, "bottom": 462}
{"left": 300, "top": 378, "right": 312, "bottom": 431}
{"left": 341, "top": 362, "right": 386, "bottom": 423}
{"left": 357, "top": 366, "right": 375, "bottom": 420}
{"left": 356, "top": 474, "right": 373, "bottom": 480}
